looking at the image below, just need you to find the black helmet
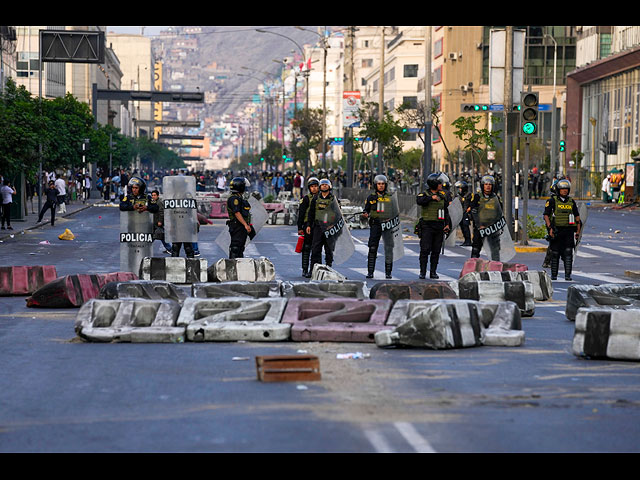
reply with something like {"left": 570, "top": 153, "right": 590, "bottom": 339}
{"left": 556, "top": 178, "right": 571, "bottom": 194}
{"left": 307, "top": 177, "right": 320, "bottom": 188}
{"left": 230, "top": 177, "right": 246, "bottom": 193}
{"left": 437, "top": 172, "right": 450, "bottom": 190}
{"left": 454, "top": 180, "right": 468, "bottom": 195}
{"left": 128, "top": 176, "right": 146, "bottom": 195}
{"left": 426, "top": 173, "right": 441, "bottom": 190}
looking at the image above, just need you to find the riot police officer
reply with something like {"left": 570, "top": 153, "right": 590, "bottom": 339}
{"left": 297, "top": 177, "right": 320, "bottom": 277}
{"left": 226, "top": 176, "right": 253, "bottom": 259}
{"left": 119, "top": 176, "right": 158, "bottom": 215}
{"left": 454, "top": 180, "right": 472, "bottom": 246}
{"left": 306, "top": 178, "right": 336, "bottom": 271}
{"left": 543, "top": 178, "right": 581, "bottom": 281}
{"left": 466, "top": 175, "right": 502, "bottom": 259}
{"left": 416, "top": 173, "right": 451, "bottom": 279}
{"left": 362, "top": 174, "right": 394, "bottom": 279}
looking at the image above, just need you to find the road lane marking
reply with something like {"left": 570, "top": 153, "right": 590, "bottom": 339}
{"left": 394, "top": 422, "right": 437, "bottom": 453}
{"left": 580, "top": 244, "right": 636, "bottom": 257}
{"left": 363, "top": 428, "right": 394, "bottom": 453}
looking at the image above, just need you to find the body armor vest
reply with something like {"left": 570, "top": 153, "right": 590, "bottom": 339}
{"left": 553, "top": 196, "right": 576, "bottom": 227}
{"left": 420, "top": 193, "right": 446, "bottom": 221}
{"left": 369, "top": 192, "right": 392, "bottom": 220}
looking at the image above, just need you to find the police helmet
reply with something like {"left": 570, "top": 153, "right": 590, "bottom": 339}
{"left": 319, "top": 178, "right": 332, "bottom": 189}
{"left": 374, "top": 174, "right": 388, "bottom": 185}
{"left": 128, "top": 176, "right": 147, "bottom": 195}
{"left": 556, "top": 178, "right": 571, "bottom": 194}
{"left": 230, "top": 176, "right": 247, "bottom": 193}
{"left": 454, "top": 180, "right": 468, "bottom": 195}
{"left": 307, "top": 177, "right": 320, "bottom": 188}
{"left": 437, "top": 172, "right": 451, "bottom": 190}
{"left": 426, "top": 173, "right": 441, "bottom": 190}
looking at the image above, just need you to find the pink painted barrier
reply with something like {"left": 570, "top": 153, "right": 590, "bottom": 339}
{"left": 459, "top": 258, "right": 528, "bottom": 278}
{"left": 0, "top": 266, "right": 58, "bottom": 296}
{"left": 26, "top": 272, "right": 138, "bottom": 308}
{"left": 282, "top": 297, "right": 393, "bottom": 343}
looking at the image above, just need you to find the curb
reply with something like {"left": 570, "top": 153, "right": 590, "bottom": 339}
{"left": 515, "top": 241, "right": 547, "bottom": 253}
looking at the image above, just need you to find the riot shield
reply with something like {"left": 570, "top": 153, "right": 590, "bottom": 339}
{"left": 476, "top": 196, "right": 516, "bottom": 262}
{"left": 215, "top": 195, "right": 268, "bottom": 254}
{"left": 162, "top": 176, "right": 198, "bottom": 243}
{"left": 573, "top": 201, "right": 588, "bottom": 259}
{"left": 445, "top": 196, "right": 464, "bottom": 247}
{"left": 316, "top": 196, "right": 355, "bottom": 265}
{"left": 120, "top": 210, "right": 154, "bottom": 275}
{"left": 380, "top": 191, "right": 405, "bottom": 262}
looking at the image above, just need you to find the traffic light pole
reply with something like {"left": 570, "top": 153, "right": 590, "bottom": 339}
{"left": 521, "top": 137, "right": 530, "bottom": 245}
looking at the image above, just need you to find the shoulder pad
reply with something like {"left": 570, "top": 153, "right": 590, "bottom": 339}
{"left": 122, "top": 197, "right": 127, "bottom": 202}
{"left": 545, "top": 200, "right": 549, "bottom": 207}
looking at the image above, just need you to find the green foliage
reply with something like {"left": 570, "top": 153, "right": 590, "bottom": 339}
{"left": 527, "top": 214, "right": 547, "bottom": 239}
{"left": 451, "top": 114, "right": 502, "bottom": 169}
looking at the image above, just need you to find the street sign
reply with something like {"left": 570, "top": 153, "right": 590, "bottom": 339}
{"left": 343, "top": 91, "right": 361, "bottom": 128}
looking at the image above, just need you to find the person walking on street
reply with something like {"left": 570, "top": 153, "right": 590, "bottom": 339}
{"left": 297, "top": 177, "right": 319, "bottom": 277}
{"left": 466, "top": 175, "right": 503, "bottom": 260}
{"left": 37, "top": 180, "right": 59, "bottom": 226}
{"left": 416, "top": 173, "right": 451, "bottom": 279}
{"left": 602, "top": 174, "right": 611, "bottom": 203}
{"left": 1, "top": 179, "right": 16, "bottom": 230}
{"left": 543, "top": 178, "right": 581, "bottom": 281}
{"left": 55, "top": 176, "right": 67, "bottom": 214}
{"left": 272, "top": 172, "right": 284, "bottom": 197}
{"left": 454, "top": 180, "right": 472, "bottom": 246}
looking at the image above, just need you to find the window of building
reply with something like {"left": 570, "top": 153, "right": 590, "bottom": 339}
{"left": 402, "top": 96, "right": 418, "bottom": 108}
{"left": 434, "top": 38, "right": 443, "bottom": 59}
{"left": 433, "top": 66, "right": 442, "bottom": 85}
{"left": 404, "top": 64, "right": 419, "bottom": 78}
{"left": 361, "top": 58, "right": 373, "bottom": 68}
{"left": 600, "top": 34, "right": 612, "bottom": 59}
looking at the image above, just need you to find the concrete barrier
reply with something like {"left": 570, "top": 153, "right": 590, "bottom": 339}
{"left": 266, "top": 212, "right": 296, "bottom": 225}
{"left": 459, "top": 257, "right": 528, "bottom": 278}
{"left": 573, "top": 308, "right": 640, "bottom": 360}
{"left": 310, "top": 264, "right": 347, "bottom": 281}
{"left": 26, "top": 272, "right": 138, "bottom": 308}
{"left": 74, "top": 298, "right": 183, "bottom": 343}
{"left": 369, "top": 281, "right": 457, "bottom": 303}
{"left": 99, "top": 280, "right": 188, "bottom": 304}
{"left": 282, "top": 297, "right": 393, "bottom": 342}
{"left": 208, "top": 257, "right": 276, "bottom": 282}
{"left": 192, "top": 281, "right": 282, "bottom": 298}
{"left": 451, "top": 280, "right": 535, "bottom": 317}
{"left": 565, "top": 283, "right": 640, "bottom": 321}
{"left": 140, "top": 257, "right": 208, "bottom": 284}
{"left": 281, "top": 280, "right": 368, "bottom": 299}
{"left": 0, "top": 265, "right": 57, "bottom": 295}
{"left": 458, "top": 270, "right": 553, "bottom": 301}
{"left": 177, "top": 297, "right": 290, "bottom": 342}
{"left": 377, "top": 299, "right": 523, "bottom": 349}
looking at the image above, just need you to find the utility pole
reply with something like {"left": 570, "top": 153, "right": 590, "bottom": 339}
{"left": 503, "top": 26, "right": 514, "bottom": 236}
{"left": 423, "top": 26, "right": 433, "bottom": 186}
{"left": 377, "top": 26, "right": 385, "bottom": 174}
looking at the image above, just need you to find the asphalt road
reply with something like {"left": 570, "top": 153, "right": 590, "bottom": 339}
{"left": 1, "top": 200, "right": 639, "bottom": 453}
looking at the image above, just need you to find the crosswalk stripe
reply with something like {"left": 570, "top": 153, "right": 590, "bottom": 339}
{"left": 580, "top": 244, "right": 637, "bottom": 258}
{"left": 349, "top": 267, "right": 399, "bottom": 280}
{"left": 399, "top": 268, "right": 456, "bottom": 281}
{"left": 571, "top": 271, "right": 630, "bottom": 284}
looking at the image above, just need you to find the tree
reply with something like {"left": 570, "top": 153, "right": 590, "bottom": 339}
{"left": 451, "top": 114, "right": 502, "bottom": 174}
{"left": 356, "top": 101, "right": 408, "bottom": 174}
{"left": 0, "top": 79, "right": 42, "bottom": 177}
{"left": 290, "top": 107, "right": 324, "bottom": 171}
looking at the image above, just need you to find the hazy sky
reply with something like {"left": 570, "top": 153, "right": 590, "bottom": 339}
{"left": 106, "top": 26, "right": 169, "bottom": 36}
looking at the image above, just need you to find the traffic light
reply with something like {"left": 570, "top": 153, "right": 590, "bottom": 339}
{"left": 461, "top": 104, "right": 489, "bottom": 113}
{"left": 559, "top": 140, "right": 566, "bottom": 152}
{"left": 519, "top": 91, "right": 539, "bottom": 137}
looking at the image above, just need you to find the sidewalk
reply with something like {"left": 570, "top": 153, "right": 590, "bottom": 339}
{"left": 0, "top": 197, "right": 111, "bottom": 242}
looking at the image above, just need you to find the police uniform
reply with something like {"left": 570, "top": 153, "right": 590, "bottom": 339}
{"left": 297, "top": 178, "right": 319, "bottom": 277}
{"left": 364, "top": 187, "right": 394, "bottom": 279}
{"left": 416, "top": 186, "right": 451, "bottom": 279}
{"left": 466, "top": 177, "right": 502, "bottom": 260}
{"left": 119, "top": 181, "right": 159, "bottom": 215}
{"left": 226, "top": 189, "right": 252, "bottom": 259}
{"left": 307, "top": 182, "right": 336, "bottom": 271}
{"left": 543, "top": 189, "right": 581, "bottom": 280}
{"left": 455, "top": 181, "right": 472, "bottom": 246}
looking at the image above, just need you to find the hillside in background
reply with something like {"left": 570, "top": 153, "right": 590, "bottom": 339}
{"left": 153, "top": 26, "right": 330, "bottom": 116}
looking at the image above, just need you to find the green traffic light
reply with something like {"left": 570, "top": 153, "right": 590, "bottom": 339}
{"left": 522, "top": 122, "right": 536, "bottom": 135}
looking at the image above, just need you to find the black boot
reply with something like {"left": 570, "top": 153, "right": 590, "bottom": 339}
{"left": 385, "top": 262, "right": 392, "bottom": 280}
{"left": 563, "top": 247, "right": 574, "bottom": 281}
{"left": 430, "top": 264, "right": 439, "bottom": 279}
{"left": 550, "top": 251, "right": 560, "bottom": 280}
{"left": 171, "top": 244, "right": 180, "bottom": 257}
{"left": 471, "top": 247, "right": 481, "bottom": 258}
{"left": 301, "top": 247, "right": 311, "bottom": 277}
{"left": 366, "top": 246, "right": 377, "bottom": 279}
{"left": 542, "top": 246, "right": 552, "bottom": 269}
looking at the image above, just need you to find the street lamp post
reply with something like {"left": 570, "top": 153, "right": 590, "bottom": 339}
{"left": 545, "top": 33, "right": 558, "bottom": 176}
